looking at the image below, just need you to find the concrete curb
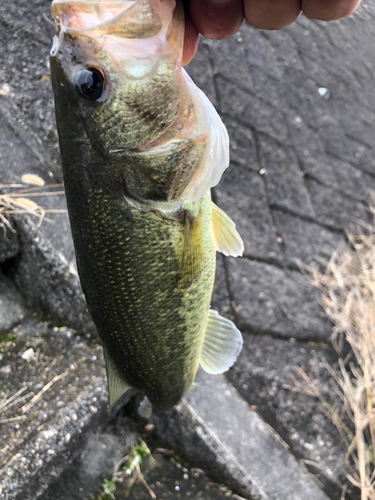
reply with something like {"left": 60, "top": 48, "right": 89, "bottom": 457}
{"left": 153, "top": 370, "right": 330, "bottom": 500}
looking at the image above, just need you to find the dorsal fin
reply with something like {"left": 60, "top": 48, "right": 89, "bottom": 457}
{"left": 200, "top": 309, "right": 243, "bottom": 374}
{"left": 103, "top": 347, "right": 132, "bottom": 409}
{"left": 212, "top": 202, "right": 244, "bottom": 257}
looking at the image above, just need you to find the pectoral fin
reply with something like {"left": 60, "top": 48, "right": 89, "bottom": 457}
{"left": 178, "top": 208, "right": 203, "bottom": 290}
{"left": 200, "top": 309, "right": 243, "bottom": 374}
{"left": 104, "top": 347, "right": 132, "bottom": 409}
{"left": 212, "top": 202, "right": 244, "bottom": 257}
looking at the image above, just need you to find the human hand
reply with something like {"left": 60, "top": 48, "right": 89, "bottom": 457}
{"left": 182, "top": 0, "right": 362, "bottom": 65}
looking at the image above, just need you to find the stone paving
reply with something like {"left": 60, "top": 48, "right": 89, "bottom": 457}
{"left": 1, "top": 0, "right": 375, "bottom": 499}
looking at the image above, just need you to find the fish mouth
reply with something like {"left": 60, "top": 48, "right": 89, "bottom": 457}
{"left": 51, "top": 0, "right": 181, "bottom": 78}
{"left": 52, "top": 0, "right": 161, "bottom": 36}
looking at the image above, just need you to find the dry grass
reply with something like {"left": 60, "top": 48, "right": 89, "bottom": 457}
{"left": 0, "top": 174, "right": 65, "bottom": 232}
{"left": 303, "top": 205, "right": 375, "bottom": 500}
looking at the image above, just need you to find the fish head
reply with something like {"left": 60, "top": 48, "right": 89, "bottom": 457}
{"left": 50, "top": 0, "right": 184, "bottom": 190}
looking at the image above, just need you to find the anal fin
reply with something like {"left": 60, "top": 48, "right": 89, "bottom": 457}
{"left": 104, "top": 347, "right": 132, "bottom": 409}
{"left": 212, "top": 202, "right": 244, "bottom": 257}
{"left": 200, "top": 309, "right": 243, "bottom": 374}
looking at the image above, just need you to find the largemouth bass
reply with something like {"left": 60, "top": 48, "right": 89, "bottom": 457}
{"left": 50, "top": 0, "right": 244, "bottom": 416}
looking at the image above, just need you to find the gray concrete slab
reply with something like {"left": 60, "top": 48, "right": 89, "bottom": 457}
{"left": 271, "top": 210, "right": 343, "bottom": 267}
{"left": 214, "top": 164, "right": 282, "bottom": 263}
{"left": 0, "top": 100, "right": 94, "bottom": 335}
{"left": 227, "top": 334, "right": 356, "bottom": 498}
{"left": 0, "top": 272, "right": 28, "bottom": 332}
{"left": 153, "top": 370, "right": 330, "bottom": 500}
{"left": 226, "top": 258, "right": 332, "bottom": 342}
{"left": 0, "top": 319, "right": 108, "bottom": 500}
{"left": 0, "top": 227, "right": 19, "bottom": 264}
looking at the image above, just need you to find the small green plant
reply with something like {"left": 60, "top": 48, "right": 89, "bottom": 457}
{"left": 0, "top": 333, "right": 16, "bottom": 344}
{"left": 40, "top": 318, "right": 66, "bottom": 329}
{"left": 122, "top": 441, "right": 149, "bottom": 475}
{"left": 102, "top": 478, "right": 117, "bottom": 498}
{"left": 171, "top": 452, "right": 181, "bottom": 463}
{"left": 0, "top": 333, "right": 16, "bottom": 351}
{"left": 93, "top": 477, "right": 117, "bottom": 500}
{"left": 39, "top": 331, "right": 51, "bottom": 340}
{"left": 93, "top": 439, "right": 156, "bottom": 500}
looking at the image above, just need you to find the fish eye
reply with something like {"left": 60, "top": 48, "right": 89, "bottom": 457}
{"left": 75, "top": 67, "right": 105, "bottom": 101}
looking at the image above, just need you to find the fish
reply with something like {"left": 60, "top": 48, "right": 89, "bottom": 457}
{"left": 50, "top": 0, "right": 244, "bottom": 417}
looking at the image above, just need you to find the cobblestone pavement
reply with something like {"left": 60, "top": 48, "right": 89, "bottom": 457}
{"left": 1, "top": 0, "right": 375, "bottom": 499}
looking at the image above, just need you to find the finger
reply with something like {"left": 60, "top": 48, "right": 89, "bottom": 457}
{"left": 302, "top": 0, "right": 361, "bottom": 20}
{"left": 189, "top": 0, "right": 244, "bottom": 40}
{"left": 182, "top": 9, "right": 200, "bottom": 66}
{"left": 244, "top": 0, "right": 301, "bottom": 30}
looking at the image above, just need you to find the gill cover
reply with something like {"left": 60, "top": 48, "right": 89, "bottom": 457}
{"left": 50, "top": 0, "right": 230, "bottom": 207}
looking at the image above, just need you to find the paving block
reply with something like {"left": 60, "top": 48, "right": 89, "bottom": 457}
{"left": 211, "top": 254, "right": 232, "bottom": 319}
{"left": 304, "top": 177, "right": 369, "bottom": 231}
{"left": 271, "top": 210, "right": 343, "bottom": 267}
{"left": 206, "top": 36, "right": 253, "bottom": 90}
{"left": 214, "top": 164, "right": 281, "bottom": 262}
{"left": 302, "top": 152, "right": 375, "bottom": 203}
{"left": 240, "top": 28, "right": 282, "bottom": 80}
{"left": 216, "top": 76, "right": 290, "bottom": 146}
{"left": 221, "top": 115, "right": 258, "bottom": 171}
{"left": 153, "top": 370, "right": 331, "bottom": 500}
{"left": 227, "top": 333, "right": 357, "bottom": 499}
{"left": 257, "top": 134, "right": 315, "bottom": 218}
{"left": 226, "top": 258, "right": 332, "bottom": 342}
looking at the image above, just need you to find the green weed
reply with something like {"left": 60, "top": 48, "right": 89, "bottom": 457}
{"left": 122, "top": 441, "right": 149, "bottom": 474}
{"left": 92, "top": 439, "right": 155, "bottom": 499}
{"left": 0, "top": 333, "right": 16, "bottom": 348}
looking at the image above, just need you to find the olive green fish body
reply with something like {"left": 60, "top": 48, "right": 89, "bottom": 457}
{"left": 51, "top": 0, "right": 244, "bottom": 415}
{"left": 66, "top": 179, "right": 215, "bottom": 413}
